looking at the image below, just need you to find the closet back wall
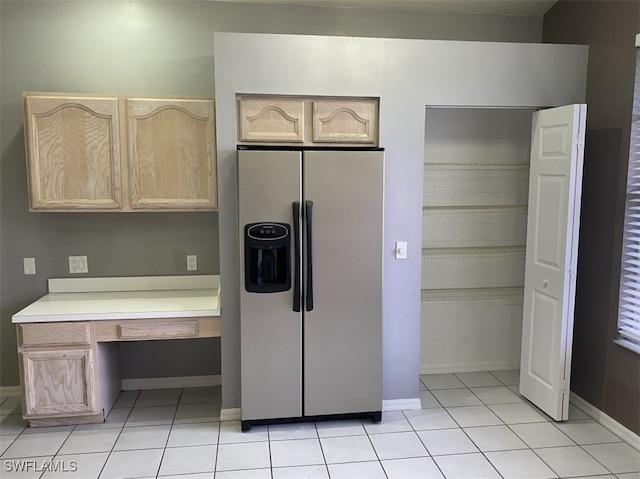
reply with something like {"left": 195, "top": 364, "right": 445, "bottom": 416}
{"left": 0, "top": 1, "right": 543, "bottom": 387}
{"left": 422, "top": 108, "right": 534, "bottom": 373}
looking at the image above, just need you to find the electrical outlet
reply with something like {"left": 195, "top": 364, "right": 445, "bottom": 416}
{"left": 187, "top": 255, "right": 198, "bottom": 271}
{"left": 23, "top": 258, "right": 36, "bottom": 275}
{"left": 69, "top": 256, "right": 88, "bottom": 274}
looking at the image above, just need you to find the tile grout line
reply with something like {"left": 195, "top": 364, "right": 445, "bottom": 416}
{"left": 313, "top": 421, "right": 332, "bottom": 479}
{"left": 362, "top": 415, "right": 390, "bottom": 478}
{"left": 96, "top": 390, "right": 136, "bottom": 479}
{"left": 424, "top": 373, "right": 527, "bottom": 478}
{"left": 402, "top": 406, "right": 449, "bottom": 479}
{"left": 1, "top": 397, "right": 30, "bottom": 459}
{"left": 577, "top": 441, "right": 628, "bottom": 477}
{"left": 0, "top": 415, "right": 22, "bottom": 460}
{"left": 438, "top": 386, "right": 506, "bottom": 479}
{"left": 529, "top": 443, "right": 586, "bottom": 478}
{"left": 267, "top": 420, "right": 273, "bottom": 479}
{"left": 154, "top": 387, "right": 183, "bottom": 478}
{"left": 213, "top": 403, "right": 221, "bottom": 478}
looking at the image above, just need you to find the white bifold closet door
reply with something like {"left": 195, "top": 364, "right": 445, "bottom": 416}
{"left": 519, "top": 104, "right": 586, "bottom": 421}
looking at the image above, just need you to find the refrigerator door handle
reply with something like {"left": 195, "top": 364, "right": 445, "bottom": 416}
{"left": 305, "top": 200, "right": 314, "bottom": 311}
{"left": 292, "top": 201, "right": 301, "bottom": 312}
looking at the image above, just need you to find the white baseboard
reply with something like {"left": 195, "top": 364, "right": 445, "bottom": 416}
{"left": 220, "top": 408, "right": 241, "bottom": 421}
{"left": 570, "top": 392, "right": 640, "bottom": 452}
{"left": 121, "top": 375, "right": 221, "bottom": 391}
{"left": 0, "top": 386, "right": 21, "bottom": 396}
{"left": 383, "top": 398, "right": 422, "bottom": 412}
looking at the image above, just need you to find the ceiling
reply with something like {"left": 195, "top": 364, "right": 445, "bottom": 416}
{"left": 215, "top": 0, "right": 559, "bottom": 16}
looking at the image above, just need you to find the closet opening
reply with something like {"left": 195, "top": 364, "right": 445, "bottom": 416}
{"left": 421, "top": 107, "right": 536, "bottom": 376}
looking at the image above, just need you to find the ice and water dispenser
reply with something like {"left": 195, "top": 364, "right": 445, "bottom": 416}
{"left": 244, "top": 222, "right": 291, "bottom": 293}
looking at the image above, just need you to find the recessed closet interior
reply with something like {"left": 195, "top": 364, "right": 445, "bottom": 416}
{"left": 421, "top": 107, "right": 537, "bottom": 374}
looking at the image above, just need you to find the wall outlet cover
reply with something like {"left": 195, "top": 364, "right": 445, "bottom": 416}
{"left": 23, "top": 258, "right": 36, "bottom": 275}
{"left": 69, "top": 256, "right": 88, "bottom": 274}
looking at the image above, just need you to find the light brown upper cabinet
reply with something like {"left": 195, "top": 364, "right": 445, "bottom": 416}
{"left": 237, "top": 95, "right": 379, "bottom": 147}
{"left": 23, "top": 95, "right": 123, "bottom": 210}
{"left": 238, "top": 97, "right": 305, "bottom": 143}
{"left": 312, "top": 99, "right": 378, "bottom": 144}
{"left": 127, "top": 98, "right": 217, "bottom": 210}
{"left": 23, "top": 93, "right": 217, "bottom": 212}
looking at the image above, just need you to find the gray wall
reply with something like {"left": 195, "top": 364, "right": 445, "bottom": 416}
{"left": 543, "top": 0, "right": 640, "bottom": 435}
{"left": 214, "top": 33, "right": 587, "bottom": 407}
{"left": 0, "top": 0, "right": 544, "bottom": 388}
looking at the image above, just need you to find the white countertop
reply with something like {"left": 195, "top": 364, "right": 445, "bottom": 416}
{"left": 12, "top": 275, "right": 220, "bottom": 324}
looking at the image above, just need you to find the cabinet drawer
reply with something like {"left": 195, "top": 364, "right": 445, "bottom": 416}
{"left": 119, "top": 319, "right": 199, "bottom": 339}
{"left": 94, "top": 317, "right": 220, "bottom": 341}
{"left": 19, "top": 322, "right": 91, "bottom": 347}
{"left": 94, "top": 318, "right": 199, "bottom": 341}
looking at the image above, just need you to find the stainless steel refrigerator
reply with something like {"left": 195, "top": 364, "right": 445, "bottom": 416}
{"left": 238, "top": 147, "right": 384, "bottom": 431}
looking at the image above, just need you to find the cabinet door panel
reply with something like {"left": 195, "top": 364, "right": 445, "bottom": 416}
{"left": 238, "top": 97, "right": 305, "bottom": 143}
{"left": 21, "top": 348, "right": 98, "bottom": 418}
{"left": 312, "top": 99, "right": 378, "bottom": 144}
{"left": 24, "top": 95, "right": 122, "bottom": 210}
{"left": 127, "top": 98, "right": 217, "bottom": 210}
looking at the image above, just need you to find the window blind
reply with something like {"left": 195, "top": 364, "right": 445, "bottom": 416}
{"left": 617, "top": 48, "right": 640, "bottom": 355}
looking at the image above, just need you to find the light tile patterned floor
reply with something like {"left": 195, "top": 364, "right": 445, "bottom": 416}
{"left": 0, "top": 372, "right": 638, "bottom": 478}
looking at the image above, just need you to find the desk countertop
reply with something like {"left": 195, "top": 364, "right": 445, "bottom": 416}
{"left": 12, "top": 275, "right": 220, "bottom": 323}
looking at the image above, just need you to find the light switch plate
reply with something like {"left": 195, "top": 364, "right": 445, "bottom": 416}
{"left": 395, "top": 241, "right": 408, "bottom": 260}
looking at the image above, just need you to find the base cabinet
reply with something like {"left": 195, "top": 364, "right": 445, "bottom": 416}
{"left": 17, "top": 322, "right": 102, "bottom": 426}
{"left": 20, "top": 348, "right": 98, "bottom": 419}
{"left": 15, "top": 315, "right": 221, "bottom": 427}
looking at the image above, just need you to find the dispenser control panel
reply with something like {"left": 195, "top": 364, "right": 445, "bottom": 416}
{"left": 247, "top": 223, "right": 289, "bottom": 240}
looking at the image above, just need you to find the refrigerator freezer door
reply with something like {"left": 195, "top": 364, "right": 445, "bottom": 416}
{"left": 303, "top": 150, "right": 384, "bottom": 416}
{"left": 238, "top": 150, "right": 303, "bottom": 421}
